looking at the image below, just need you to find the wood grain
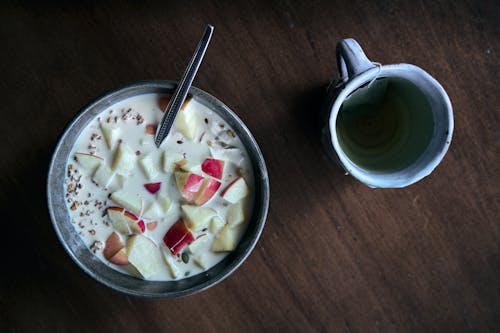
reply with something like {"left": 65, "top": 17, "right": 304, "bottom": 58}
{"left": 1, "top": 0, "right": 498, "bottom": 332}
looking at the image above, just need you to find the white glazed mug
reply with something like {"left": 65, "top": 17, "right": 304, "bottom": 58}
{"left": 321, "top": 38, "right": 453, "bottom": 188}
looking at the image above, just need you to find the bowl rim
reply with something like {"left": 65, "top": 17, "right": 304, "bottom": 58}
{"left": 47, "top": 80, "right": 269, "bottom": 298}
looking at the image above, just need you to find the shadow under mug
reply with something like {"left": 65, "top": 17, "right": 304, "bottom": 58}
{"left": 321, "top": 38, "right": 453, "bottom": 188}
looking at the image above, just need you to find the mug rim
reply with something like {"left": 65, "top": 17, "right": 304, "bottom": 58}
{"left": 328, "top": 64, "right": 454, "bottom": 188}
{"left": 47, "top": 80, "right": 270, "bottom": 298}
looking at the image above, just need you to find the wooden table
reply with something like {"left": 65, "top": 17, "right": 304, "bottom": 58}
{"left": 2, "top": 1, "right": 498, "bottom": 331}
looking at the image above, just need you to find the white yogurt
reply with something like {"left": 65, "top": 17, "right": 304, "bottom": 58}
{"left": 64, "top": 93, "right": 254, "bottom": 281}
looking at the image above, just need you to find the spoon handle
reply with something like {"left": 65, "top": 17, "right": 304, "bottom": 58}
{"left": 155, "top": 24, "right": 214, "bottom": 147}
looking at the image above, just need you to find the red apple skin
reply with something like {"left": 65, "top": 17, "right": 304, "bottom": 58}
{"left": 144, "top": 182, "right": 161, "bottom": 194}
{"left": 139, "top": 220, "right": 146, "bottom": 232}
{"left": 176, "top": 172, "right": 205, "bottom": 201}
{"left": 123, "top": 210, "right": 139, "bottom": 221}
{"left": 184, "top": 173, "right": 204, "bottom": 192}
{"left": 163, "top": 219, "right": 195, "bottom": 255}
{"left": 195, "top": 179, "right": 221, "bottom": 206}
{"left": 119, "top": 210, "right": 144, "bottom": 234}
{"left": 202, "top": 158, "right": 225, "bottom": 179}
{"left": 103, "top": 232, "right": 124, "bottom": 260}
{"left": 109, "top": 249, "right": 129, "bottom": 265}
{"left": 107, "top": 206, "right": 125, "bottom": 214}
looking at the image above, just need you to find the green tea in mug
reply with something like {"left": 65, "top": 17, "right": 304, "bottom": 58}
{"left": 336, "top": 77, "right": 435, "bottom": 172}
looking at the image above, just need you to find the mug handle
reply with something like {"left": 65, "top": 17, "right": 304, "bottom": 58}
{"left": 336, "top": 38, "right": 376, "bottom": 81}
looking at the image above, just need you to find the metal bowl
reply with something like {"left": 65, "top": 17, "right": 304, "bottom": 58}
{"left": 47, "top": 81, "right": 269, "bottom": 298}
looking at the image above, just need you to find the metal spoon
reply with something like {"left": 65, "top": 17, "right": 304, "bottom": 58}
{"left": 155, "top": 24, "right": 214, "bottom": 147}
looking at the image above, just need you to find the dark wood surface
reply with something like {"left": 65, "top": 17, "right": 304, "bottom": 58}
{"left": 1, "top": 1, "right": 499, "bottom": 332}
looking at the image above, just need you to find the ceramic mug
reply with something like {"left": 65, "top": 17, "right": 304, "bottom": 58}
{"left": 321, "top": 38, "right": 453, "bottom": 188}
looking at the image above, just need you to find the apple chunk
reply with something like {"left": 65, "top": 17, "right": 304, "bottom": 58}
{"left": 173, "top": 96, "right": 197, "bottom": 140}
{"left": 181, "top": 205, "right": 217, "bottom": 231}
{"left": 161, "top": 247, "right": 180, "bottom": 279}
{"left": 226, "top": 201, "right": 245, "bottom": 226}
{"left": 107, "top": 206, "right": 131, "bottom": 235}
{"left": 139, "top": 155, "right": 160, "bottom": 180}
{"left": 210, "top": 216, "right": 225, "bottom": 233}
{"left": 100, "top": 123, "right": 119, "bottom": 149}
{"left": 144, "top": 182, "right": 161, "bottom": 194}
{"left": 109, "top": 249, "right": 129, "bottom": 266}
{"left": 211, "top": 225, "right": 237, "bottom": 252}
{"left": 126, "top": 234, "right": 161, "bottom": 279}
{"left": 103, "top": 232, "right": 124, "bottom": 260}
{"left": 221, "top": 177, "right": 249, "bottom": 203}
{"left": 92, "top": 163, "right": 115, "bottom": 188}
{"left": 112, "top": 142, "right": 136, "bottom": 175}
{"left": 74, "top": 153, "right": 103, "bottom": 173}
{"left": 194, "top": 178, "right": 221, "bottom": 206}
{"left": 201, "top": 158, "right": 225, "bottom": 179}
{"left": 107, "top": 206, "right": 144, "bottom": 235}
{"left": 174, "top": 171, "right": 204, "bottom": 201}
{"left": 109, "top": 191, "right": 142, "bottom": 216}
{"left": 163, "top": 219, "right": 195, "bottom": 255}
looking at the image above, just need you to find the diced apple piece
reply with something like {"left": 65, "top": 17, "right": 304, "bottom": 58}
{"left": 174, "top": 171, "right": 204, "bottom": 201}
{"left": 194, "top": 253, "right": 210, "bottom": 270}
{"left": 143, "top": 202, "right": 164, "bottom": 220}
{"left": 116, "top": 174, "right": 126, "bottom": 189}
{"left": 181, "top": 205, "right": 217, "bottom": 231}
{"left": 209, "top": 216, "right": 225, "bottom": 233}
{"left": 188, "top": 236, "right": 208, "bottom": 254}
{"left": 211, "top": 225, "right": 237, "bottom": 252}
{"left": 194, "top": 178, "right": 221, "bottom": 206}
{"left": 161, "top": 247, "right": 180, "bottom": 279}
{"left": 109, "top": 191, "right": 142, "bottom": 216}
{"left": 107, "top": 206, "right": 131, "bottom": 235}
{"left": 201, "top": 158, "right": 225, "bottom": 179}
{"left": 112, "top": 142, "right": 136, "bottom": 175}
{"left": 226, "top": 202, "right": 245, "bottom": 226}
{"left": 92, "top": 163, "right": 115, "bottom": 188}
{"left": 146, "top": 221, "right": 158, "bottom": 231}
{"left": 139, "top": 155, "right": 160, "bottom": 180}
{"left": 144, "top": 182, "right": 161, "bottom": 194}
{"left": 74, "top": 153, "right": 103, "bottom": 173}
{"left": 221, "top": 177, "right": 249, "bottom": 203}
{"left": 174, "top": 97, "right": 197, "bottom": 140}
{"left": 103, "top": 232, "right": 124, "bottom": 260}
{"left": 126, "top": 234, "right": 161, "bottom": 279}
{"left": 100, "top": 123, "right": 119, "bottom": 149}
{"left": 157, "top": 192, "right": 172, "bottom": 213}
{"left": 163, "top": 219, "right": 195, "bottom": 255}
{"left": 162, "top": 151, "right": 184, "bottom": 172}
{"left": 107, "top": 206, "right": 144, "bottom": 234}
{"left": 209, "top": 147, "right": 244, "bottom": 166}
{"left": 109, "top": 249, "right": 129, "bottom": 266}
